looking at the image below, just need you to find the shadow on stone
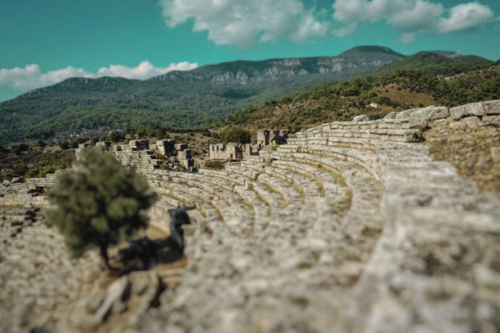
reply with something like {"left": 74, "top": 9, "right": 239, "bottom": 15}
{"left": 116, "top": 236, "right": 185, "bottom": 276}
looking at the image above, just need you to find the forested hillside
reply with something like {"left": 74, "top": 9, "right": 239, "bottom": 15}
{"left": 375, "top": 51, "right": 493, "bottom": 76}
{"left": 0, "top": 46, "right": 496, "bottom": 145}
{"left": 0, "top": 46, "right": 405, "bottom": 144}
{"left": 217, "top": 65, "right": 500, "bottom": 132}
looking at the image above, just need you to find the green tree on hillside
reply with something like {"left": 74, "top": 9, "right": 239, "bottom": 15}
{"left": 108, "top": 130, "right": 124, "bottom": 143}
{"left": 46, "top": 147, "right": 158, "bottom": 269}
{"left": 224, "top": 126, "right": 252, "bottom": 144}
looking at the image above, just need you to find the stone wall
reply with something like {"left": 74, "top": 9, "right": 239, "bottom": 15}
{"left": 256, "top": 129, "right": 288, "bottom": 146}
{"left": 208, "top": 143, "right": 261, "bottom": 160}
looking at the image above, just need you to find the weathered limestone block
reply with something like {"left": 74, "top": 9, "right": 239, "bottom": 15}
{"left": 482, "top": 99, "right": 500, "bottom": 115}
{"left": 483, "top": 115, "right": 500, "bottom": 128}
{"left": 448, "top": 100, "right": 500, "bottom": 120}
{"left": 353, "top": 115, "right": 369, "bottom": 122}
{"left": 450, "top": 102, "right": 485, "bottom": 120}
{"left": 395, "top": 107, "right": 422, "bottom": 120}
{"left": 408, "top": 118, "right": 428, "bottom": 130}
{"left": 383, "top": 111, "right": 397, "bottom": 120}
{"left": 157, "top": 139, "right": 176, "bottom": 156}
{"left": 462, "top": 116, "right": 482, "bottom": 128}
{"left": 449, "top": 120, "right": 466, "bottom": 130}
{"left": 395, "top": 106, "right": 449, "bottom": 122}
{"left": 427, "top": 106, "right": 449, "bottom": 120}
{"left": 181, "top": 159, "right": 194, "bottom": 169}
{"left": 177, "top": 150, "right": 192, "bottom": 160}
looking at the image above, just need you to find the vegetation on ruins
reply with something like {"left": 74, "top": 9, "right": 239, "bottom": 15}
{"left": 203, "top": 160, "right": 226, "bottom": 170}
{"left": 46, "top": 147, "right": 158, "bottom": 269}
{"left": 223, "top": 126, "right": 252, "bottom": 144}
{"left": 0, "top": 147, "right": 75, "bottom": 183}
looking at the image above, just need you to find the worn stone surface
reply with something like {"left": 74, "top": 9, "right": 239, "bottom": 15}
{"left": 450, "top": 100, "right": 500, "bottom": 120}
{"left": 353, "top": 114, "right": 369, "bottom": 122}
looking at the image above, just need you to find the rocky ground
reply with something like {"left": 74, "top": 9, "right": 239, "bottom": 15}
{"left": 424, "top": 117, "right": 500, "bottom": 197}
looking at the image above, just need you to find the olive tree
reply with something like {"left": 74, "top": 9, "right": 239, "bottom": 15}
{"left": 224, "top": 126, "right": 251, "bottom": 144}
{"left": 46, "top": 147, "right": 157, "bottom": 269}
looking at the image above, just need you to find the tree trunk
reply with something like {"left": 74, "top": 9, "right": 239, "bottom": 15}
{"left": 99, "top": 243, "right": 111, "bottom": 270}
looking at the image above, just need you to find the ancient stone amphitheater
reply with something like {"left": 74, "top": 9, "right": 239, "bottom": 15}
{"left": 1, "top": 100, "right": 500, "bottom": 333}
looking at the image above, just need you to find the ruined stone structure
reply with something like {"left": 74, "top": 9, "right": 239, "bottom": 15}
{"left": 256, "top": 129, "right": 288, "bottom": 146}
{"left": 113, "top": 139, "right": 195, "bottom": 170}
{"left": 1, "top": 100, "right": 500, "bottom": 332}
{"left": 154, "top": 140, "right": 194, "bottom": 169}
{"left": 209, "top": 143, "right": 261, "bottom": 160}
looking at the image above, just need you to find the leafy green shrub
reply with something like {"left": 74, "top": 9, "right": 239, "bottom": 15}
{"left": 204, "top": 160, "right": 225, "bottom": 170}
{"left": 46, "top": 147, "right": 158, "bottom": 269}
{"left": 224, "top": 126, "right": 251, "bottom": 144}
{"left": 108, "top": 130, "right": 124, "bottom": 143}
{"left": 11, "top": 143, "right": 29, "bottom": 155}
{"left": 59, "top": 141, "right": 70, "bottom": 150}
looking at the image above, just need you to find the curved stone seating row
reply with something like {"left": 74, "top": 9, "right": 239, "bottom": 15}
{"left": 239, "top": 160, "right": 304, "bottom": 210}
{"left": 152, "top": 172, "right": 256, "bottom": 226}
{"left": 197, "top": 169, "right": 271, "bottom": 226}
{"left": 296, "top": 125, "right": 423, "bottom": 144}
{"left": 270, "top": 150, "right": 385, "bottom": 229}
{"left": 159, "top": 181, "right": 239, "bottom": 227}
{"left": 240, "top": 159, "right": 345, "bottom": 223}
{"left": 146, "top": 158, "right": 382, "bottom": 333}
{"left": 144, "top": 139, "right": 386, "bottom": 332}
{"left": 168, "top": 176, "right": 253, "bottom": 226}
{"left": 224, "top": 164, "right": 287, "bottom": 212}
{"left": 154, "top": 185, "right": 221, "bottom": 223}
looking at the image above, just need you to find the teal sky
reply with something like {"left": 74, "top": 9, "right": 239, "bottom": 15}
{"left": 0, "top": 0, "right": 499, "bottom": 102}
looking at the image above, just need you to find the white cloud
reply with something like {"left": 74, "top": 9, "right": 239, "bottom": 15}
{"left": 0, "top": 65, "right": 93, "bottom": 91}
{"left": 159, "top": 0, "right": 330, "bottom": 49}
{"left": 332, "top": 0, "right": 495, "bottom": 42}
{"left": 437, "top": 2, "right": 495, "bottom": 33}
{"left": 97, "top": 61, "right": 198, "bottom": 80}
{"left": 0, "top": 61, "right": 198, "bottom": 92}
{"left": 396, "top": 32, "right": 417, "bottom": 44}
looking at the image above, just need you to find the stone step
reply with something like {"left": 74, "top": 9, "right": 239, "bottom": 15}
{"left": 166, "top": 175, "right": 254, "bottom": 226}
{"left": 240, "top": 161, "right": 305, "bottom": 207}
{"left": 156, "top": 183, "right": 231, "bottom": 231}
{"left": 295, "top": 126, "right": 423, "bottom": 143}
{"left": 270, "top": 155, "right": 348, "bottom": 198}
{"left": 197, "top": 169, "right": 271, "bottom": 225}
{"left": 225, "top": 165, "right": 287, "bottom": 213}
{"left": 155, "top": 187, "right": 218, "bottom": 223}
{"left": 273, "top": 152, "right": 385, "bottom": 225}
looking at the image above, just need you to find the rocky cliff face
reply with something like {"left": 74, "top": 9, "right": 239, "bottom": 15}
{"left": 152, "top": 46, "right": 404, "bottom": 86}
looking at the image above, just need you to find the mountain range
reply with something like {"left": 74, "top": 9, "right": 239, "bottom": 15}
{"left": 0, "top": 46, "right": 495, "bottom": 144}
